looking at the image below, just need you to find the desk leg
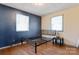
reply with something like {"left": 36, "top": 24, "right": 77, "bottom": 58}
{"left": 35, "top": 42, "right": 37, "bottom": 54}
{"left": 46, "top": 42, "right": 48, "bottom": 47}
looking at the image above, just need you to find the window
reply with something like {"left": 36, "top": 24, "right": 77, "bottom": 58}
{"left": 51, "top": 16, "right": 63, "bottom": 31}
{"left": 16, "top": 13, "right": 29, "bottom": 32}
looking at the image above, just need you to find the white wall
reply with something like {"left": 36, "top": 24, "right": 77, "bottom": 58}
{"left": 41, "top": 6, "right": 79, "bottom": 47}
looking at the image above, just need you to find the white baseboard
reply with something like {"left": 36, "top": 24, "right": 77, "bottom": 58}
{"left": 0, "top": 42, "right": 27, "bottom": 50}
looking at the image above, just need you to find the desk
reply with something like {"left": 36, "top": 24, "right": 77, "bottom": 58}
{"left": 27, "top": 38, "right": 51, "bottom": 54}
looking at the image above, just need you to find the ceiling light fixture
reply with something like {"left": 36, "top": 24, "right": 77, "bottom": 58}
{"left": 33, "top": 3, "right": 44, "bottom": 6}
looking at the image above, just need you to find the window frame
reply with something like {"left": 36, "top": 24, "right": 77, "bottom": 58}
{"left": 50, "top": 15, "right": 64, "bottom": 32}
{"left": 16, "top": 13, "right": 29, "bottom": 32}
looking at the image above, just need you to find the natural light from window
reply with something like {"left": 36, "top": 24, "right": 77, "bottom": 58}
{"left": 51, "top": 16, "right": 63, "bottom": 31}
{"left": 16, "top": 13, "right": 29, "bottom": 32}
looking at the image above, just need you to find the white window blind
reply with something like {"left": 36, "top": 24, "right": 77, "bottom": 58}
{"left": 16, "top": 13, "right": 29, "bottom": 32}
{"left": 51, "top": 16, "right": 63, "bottom": 31}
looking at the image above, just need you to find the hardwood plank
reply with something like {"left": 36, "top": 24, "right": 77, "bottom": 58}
{"left": 0, "top": 42, "right": 79, "bottom": 55}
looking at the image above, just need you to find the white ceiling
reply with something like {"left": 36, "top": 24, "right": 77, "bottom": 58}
{"left": 2, "top": 3, "right": 79, "bottom": 16}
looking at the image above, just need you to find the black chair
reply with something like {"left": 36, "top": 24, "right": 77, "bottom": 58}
{"left": 52, "top": 37, "right": 64, "bottom": 45}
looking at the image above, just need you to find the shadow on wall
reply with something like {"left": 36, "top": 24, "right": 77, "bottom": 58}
{"left": 64, "top": 37, "right": 76, "bottom": 47}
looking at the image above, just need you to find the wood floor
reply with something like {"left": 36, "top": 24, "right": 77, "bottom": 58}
{"left": 0, "top": 42, "right": 79, "bottom": 55}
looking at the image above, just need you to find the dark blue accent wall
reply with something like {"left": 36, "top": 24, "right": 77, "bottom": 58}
{"left": 0, "top": 4, "right": 41, "bottom": 48}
